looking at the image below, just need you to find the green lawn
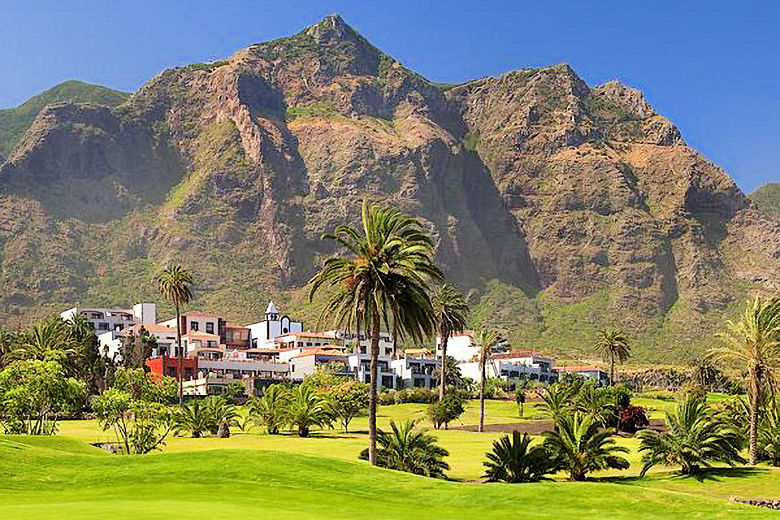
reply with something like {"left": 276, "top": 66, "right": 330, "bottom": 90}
{"left": 2, "top": 399, "right": 777, "bottom": 519}
{"left": 1, "top": 435, "right": 777, "bottom": 520}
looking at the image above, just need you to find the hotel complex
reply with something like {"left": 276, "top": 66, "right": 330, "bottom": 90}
{"left": 60, "top": 301, "right": 594, "bottom": 396}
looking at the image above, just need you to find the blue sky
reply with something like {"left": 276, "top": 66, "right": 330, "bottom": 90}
{"left": 1, "top": 0, "right": 778, "bottom": 192}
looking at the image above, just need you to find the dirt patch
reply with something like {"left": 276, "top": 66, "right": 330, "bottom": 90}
{"left": 450, "top": 421, "right": 554, "bottom": 434}
{"left": 450, "top": 418, "right": 666, "bottom": 435}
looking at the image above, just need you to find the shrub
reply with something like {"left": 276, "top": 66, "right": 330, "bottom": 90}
{"left": 618, "top": 405, "right": 649, "bottom": 433}
{"left": 326, "top": 380, "right": 369, "bottom": 433}
{"left": 359, "top": 420, "right": 449, "bottom": 478}
{"left": 0, "top": 359, "right": 84, "bottom": 435}
{"left": 637, "top": 393, "right": 744, "bottom": 475}
{"left": 427, "top": 393, "right": 465, "bottom": 429}
{"left": 543, "top": 412, "right": 630, "bottom": 481}
{"left": 93, "top": 387, "right": 174, "bottom": 454}
{"left": 248, "top": 384, "right": 289, "bottom": 434}
{"left": 393, "top": 387, "right": 436, "bottom": 404}
{"left": 483, "top": 431, "right": 557, "bottom": 483}
{"left": 284, "top": 384, "right": 332, "bottom": 437}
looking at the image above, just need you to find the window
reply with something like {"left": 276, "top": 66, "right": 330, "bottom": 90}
{"left": 98, "top": 322, "right": 109, "bottom": 331}
{"left": 190, "top": 321, "right": 199, "bottom": 331}
{"left": 205, "top": 322, "right": 214, "bottom": 334}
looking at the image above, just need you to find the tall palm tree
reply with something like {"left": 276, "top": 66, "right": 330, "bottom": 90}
{"left": 593, "top": 328, "right": 631, "bottom": 386}
{"left": 710, "top": 296, "right": 780, "bottom": 464}
{"left": 156, "top": 264, "right": 194, "bottom": 406}
{"left": 309, "top": 200, "right": 441, "bottom": 464}
{"left": 431, "top": 284, "right": 469, "bottom": 401}
{"left": 474, "top": 328, "right": 503, "bottom": 433}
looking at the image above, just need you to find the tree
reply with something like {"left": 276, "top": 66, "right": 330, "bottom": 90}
{"left": 93, "top": 388, "right": 174, "bottom": 454}
{"left": 204, "top": 395, "right": 240, "bottom": 438}
{"left": 93, "top": 368, "right": 177, "bottom": 454}
{"left": 284, "top": 384, "right": 331, "bottom": 437}
{"left": 543, "top": 412, "right": 630, "bottom": 481}
{"left": 515, "top": 387, "right": 527, "bottom": 418}
{"left": 119, "top": 327, "right": 157, "bottom": 369}
{"left": 575, "top": 383, "right": 617, "bottom": 429}
{"left": 637, "top": 393, "right": 744, "bottom": 475}
{"left": 5, "top": 318, "right": 77, "bottom": 366}
{"left": 474, "top": 328, "right": 503, "bottom": 433}
{"left": 593, "top": 328, "right": 631, "bottom": 386}
{"left": 359, "top": 420, "right": 449, "bottom": 478}
{"left": 709, "top": 296, "right": 780, "bottom": 464}
{"left": 483, "top": 431, "right": 557, "bottom": 483}
{"left": 308, "top": 200, "right": 441, "bottom": 464}
{"left": 327, "top": 380, "right": 369, "bottom": 433}
{"left": 538, "top": 383, "right": 576, "bottom": 425}
{"left": 0, "top": 359, "right": 84, "bottom": 435}
{"left": 431, "top": 284, "right": 469, "bottom": 401}
{"left": 759, "top": 398, "right": 780, "bottom": 466}
{"left": 175, "top": 399, "right": 211, "bottom": 438}
{"left": 248, "top": 384, "right": 289, "bottom": 434}
{"left": 427, "top": 391, "right": 465, "bottom": 430}
{"left": 156, "top": 264, "right": 194, "bottom": 406}
{"left": 432, "top": 355, "right": 464, "bottom": 389}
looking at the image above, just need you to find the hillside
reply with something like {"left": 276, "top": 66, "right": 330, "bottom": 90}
{"left": 751, "top": 183, "right": 780, "bottom": 218}
{"left": 0, "top": 80, "right": 129, "bottom": 156}
{"left": 0, "top": 15, "right": 777, "bottom": 362}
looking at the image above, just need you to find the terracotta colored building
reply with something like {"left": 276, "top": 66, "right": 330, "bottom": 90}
{"left": 146, "top": 356, "right": 198, "bottom": 381}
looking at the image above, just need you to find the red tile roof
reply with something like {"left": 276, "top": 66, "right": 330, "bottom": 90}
{"left": 553, "top": 365, "right": 604, "bottom": 372}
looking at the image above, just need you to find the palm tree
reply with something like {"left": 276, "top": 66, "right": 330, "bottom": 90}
{"left": 543, "top": 412, "right": 630, "bottom": 481}
{"left": 431, "top": 284, "right": 469, "bottom": 401}
{"left": 248, "top": 384, "right": 289, "bottom": 434}
{"left": 156, "top": 264, "right": 194, "bottom": 406}
{"left": 538, "top": 383, "right": 576, "bottom": 426}
{"left": 6, "top": 318, "right": 76, "bottom": 365}
{"left": 175, "top": 400, "right": 211, "bottom": 438}
{"left": 637, "top": 393, "right": 744, "bottom": 475}
{"left": 483, "top": 431, "right": 557, "bottom": 483}
{"left": 593, "top": 328, "right": 631, "bottom": 386}
{"left": 709, "top": 296, "right": 780, "bottom": 464}
{"left": 474, "top": 328, "right": 503, "bottom": 433}
{"left": 576, "top": 383, "right": 617, "bottom": 429}
{"left": 759, "top": 398, "right": 780, "bottom": 466}
{"left": 309, "top": 200, "right": 441, "bottom": 464}
{"left": 284, "top": 384, "right": 331, "bottom": 437}
{"left": 359, "top": 420, "right": 449, "bottom": 478}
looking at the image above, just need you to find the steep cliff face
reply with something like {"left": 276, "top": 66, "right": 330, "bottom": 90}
{"left": 0, "top": 15, "right": 776, "bottom": 361}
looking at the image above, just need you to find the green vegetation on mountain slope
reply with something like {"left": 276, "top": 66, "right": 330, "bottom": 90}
{"left": 751, "top": 183, "right": 780, "bottom": 218}
{"left": 0, "top": 80, "right": 129, "bottom": 155}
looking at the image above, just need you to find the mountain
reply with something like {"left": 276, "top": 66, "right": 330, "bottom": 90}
{"left": 751, "top": 183, "right": 780, "bottom": 218}
{"left": 0, "top": 80, "right": 129, "bottom": 156}
{"left": 0, "top": 15, "right": 777, "bottom": 362}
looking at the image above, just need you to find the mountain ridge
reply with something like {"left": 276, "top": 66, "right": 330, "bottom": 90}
{"left": 0, "top": 15, "right": 776, "bottom": 363}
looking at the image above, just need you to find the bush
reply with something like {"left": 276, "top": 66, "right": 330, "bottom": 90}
{"left": 618, "top": 405, "right": 649, "bottom": 433}
{"left": 359, "top": 420, "right": 449, "bottom": 478}
{"left": 427, "top": 393, "right": 465, "bottom": 429}
{"left": 393, "top": 387, "right": 436, "bottom": 404}
{"left": 483, "top": 378, "right": 513, "bottom": 399}
{"left": 483, "top": 431, "right": 557, "bottom": 483}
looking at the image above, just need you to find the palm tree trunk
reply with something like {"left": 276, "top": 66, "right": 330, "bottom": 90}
{"left": 439, "top": 328, "right": 448, "bottom": 401}
{"left": 749, "top": 364, "right": 760, "bottom": 465}
{"left": 479, "top": 353, "right": 486, "bottom": 433}
{"left": 610, "top": 351, "right": 615, "bottom": 387}
{"left": 368, "top": 309, "right": 380, "bottom": 465}
{"left": 176, "top": 304, "right": 183, "bottom": 407}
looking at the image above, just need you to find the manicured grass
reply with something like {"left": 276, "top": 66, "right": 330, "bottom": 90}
{"left": 1, "top": 435, "right": 776, "bottom": 520}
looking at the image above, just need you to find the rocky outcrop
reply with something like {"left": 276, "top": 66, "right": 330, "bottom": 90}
{"left": 0, "top": 15, "right": 776, "bottom": 361}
